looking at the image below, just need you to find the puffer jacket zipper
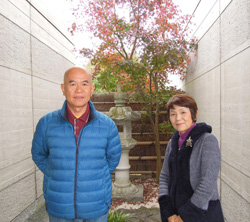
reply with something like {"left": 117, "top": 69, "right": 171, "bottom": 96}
{"left": 74, "top": 127, "right": 84, "bottom": 218}
{"left": 73, "top": 116, "right": 94, "bottom": 218}
{"left": 74, "top": 142, "right": 79, "bottom": 218}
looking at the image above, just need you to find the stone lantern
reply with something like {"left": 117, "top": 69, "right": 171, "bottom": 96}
{"left": 107, "top": 86, "right": 143, "bottom": 201}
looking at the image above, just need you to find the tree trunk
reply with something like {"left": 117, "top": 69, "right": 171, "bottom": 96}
{"left": 155, "top": 136, "right": 162, "bottom": 183}
{"left": 155, "top": 105, "right": 162, "bottom": 184}
{"left": 148, "top": 102, "right": 162, "bottom": 184}
{"left": 143, "top": 72, "right": 163, "bottom": 183}
{"left": 154, "top": 74, "right": 162, "bottom": 183}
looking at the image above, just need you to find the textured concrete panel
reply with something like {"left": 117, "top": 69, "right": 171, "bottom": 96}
{"left": 8, "top": 0, "right": 31, "bottom": 17}
{"left": 221, "top": 161, "right": 250, "bottom": 203}
{"left": 221, "top": 0, "right": 250, "bottom": 58}
{"left": 187, "top": 20, "right": 220, "bottom": 82}
{"left": 31, "top": 37, "right": 74, "bottom": 84}
{"left": 0, "top": 158, "right": 34, "bottom": 191}
{"left": 0, "top": 0, "right": 30, "bottom": 33}
{"left": 0, "top": 15, "right": 31, "bottom": 74}
{"left": 31, "top": 0, "right": 73, "bottom": 40}
{"left": 30, "top": 6, "right": 75, "bottom": 63}
{"left": 32, "top": 76, "right": 64, "bottom": 127}
{"left": 221, "top": 180, "right": 250, "bottom": 222}
{"left": 190, "top": 0, "right": 232, "bottom": 39}
{"left": 0, "top": 128, "right": 34, "bottom": 191}
{"left": 220, "top": 0, "right": 232, "bottom": 13}
{"left": 221, "top": 48, "right": 250, "bottom": 204}
{"left": 185, "top": 67, "right": 221, "bottom": 140}
{"left": 0, "top": 67, "right": 32, "bottom": 124}
{"left": 0, "top": 67, "right": 34, "bottom": 191}
{"left": 0, "top": 174, "right": 36, "bottom": 222}
{"left": 192, "top": 0, "right": 220, "bottom": 39}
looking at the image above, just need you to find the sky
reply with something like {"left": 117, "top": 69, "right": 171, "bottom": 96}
{"left": 174, "top": 0, "right": 200, "bottom": 15}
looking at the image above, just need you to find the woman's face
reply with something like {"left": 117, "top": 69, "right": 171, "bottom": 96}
{"left": 169, "top": 105, "right": 194, "bottom": 134}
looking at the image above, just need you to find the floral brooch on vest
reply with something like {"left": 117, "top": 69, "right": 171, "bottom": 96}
{"left": 186, "top": 136, "right": 193, "bottom": 147}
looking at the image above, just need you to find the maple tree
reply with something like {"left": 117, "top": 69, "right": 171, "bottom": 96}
{"left": 69, "top": 0, "right": 197, "bottom": 183}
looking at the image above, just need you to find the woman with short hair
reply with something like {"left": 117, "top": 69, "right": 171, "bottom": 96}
{"left": 158, "top": 94, "right": 224, "bottom": 222}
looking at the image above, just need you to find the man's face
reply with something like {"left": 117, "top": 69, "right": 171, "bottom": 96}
{"left": 61, "top": 68, "right": 95, "bottom": 112}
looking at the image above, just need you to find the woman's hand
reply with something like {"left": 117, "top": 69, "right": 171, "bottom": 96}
{"left": 168, "top": 215, "right": 179, "bottom": 222}
{"left": 177, "top": 215, "right": 184, "bottom": 222}
{"left": 168, "top": 215, "right": 184, "bottom": 222}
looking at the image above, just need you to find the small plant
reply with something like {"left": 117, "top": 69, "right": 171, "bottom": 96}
{"left": 108, "top": 207, "right": 132, "bottom": 222}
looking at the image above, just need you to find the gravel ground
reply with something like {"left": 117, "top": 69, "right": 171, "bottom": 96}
{"left": 117, "top": 207, "right": 161, "bottom": 222}
{"left": 111, "top": 178, "right": 159, "bottom": 210}
{"left": 111, "top": 178, "right": 161, "bottom": 221}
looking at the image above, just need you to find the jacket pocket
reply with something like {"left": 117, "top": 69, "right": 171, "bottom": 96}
{"left": 102, "top": 166, "right": 111, "bottom": 208}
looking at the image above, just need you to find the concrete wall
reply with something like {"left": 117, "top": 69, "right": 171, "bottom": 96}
{"left": 182, "top": 0, "right": 250, "bottom": 221}
{"left": 0, "top": 0, "right": 75, "bottom": 221}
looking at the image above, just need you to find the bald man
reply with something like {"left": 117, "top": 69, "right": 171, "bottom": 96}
{"left": 32, "top": 67, "right": 121, "bottom": 222}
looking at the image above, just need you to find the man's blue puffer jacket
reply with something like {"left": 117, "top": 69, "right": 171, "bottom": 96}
{"left": 31, "top": 101, "right": 121, "bottom": 219}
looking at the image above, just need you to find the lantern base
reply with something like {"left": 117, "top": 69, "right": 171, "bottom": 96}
{"left": 112, "top": 184, "right": 144, "bottom": 201}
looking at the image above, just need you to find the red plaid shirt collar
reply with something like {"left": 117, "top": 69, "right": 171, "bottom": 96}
{"left": 66, "top": 103, "right": 90, "bottom": 123}
{"left": 66, "top": 103, "right": 90, "bottom": 141}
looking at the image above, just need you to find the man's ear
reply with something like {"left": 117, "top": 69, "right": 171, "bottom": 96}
{"left": 61, "top": 84, "right": 65, "bottom": 96}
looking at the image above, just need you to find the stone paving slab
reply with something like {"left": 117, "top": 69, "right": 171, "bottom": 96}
{"left": 12, "top": 197, "right": 49, "bottom": 222}
{"left": 118, "top": 207, "right": 161, "bottom": 222}
{"left": 26, "top": 204, "right": 49, "bottom": 222}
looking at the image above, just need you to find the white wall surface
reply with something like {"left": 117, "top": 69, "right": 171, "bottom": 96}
{"left": 0, "top": 0, "right": 75, "bottom": 221}
{"left": 183, "top": 0, "right": 250, "bottom": 221}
